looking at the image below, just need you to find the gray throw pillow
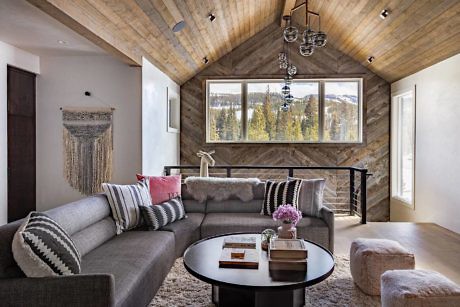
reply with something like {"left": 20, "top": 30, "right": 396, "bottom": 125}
{"left": 288, "top": 177, "right": 326, "bottom": 217}
{"left": 12, "top": 212, "right": 81, "bottom": 277}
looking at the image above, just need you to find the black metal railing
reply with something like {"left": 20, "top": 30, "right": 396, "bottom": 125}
{"left": 164, "top": 165, "right": 370, "bottom": 224}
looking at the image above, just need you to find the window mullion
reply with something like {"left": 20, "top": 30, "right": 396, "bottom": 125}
{"left": 241, "top": 82, "right": 248, "bottom": 141}
{"left": 318, "top": 81, "right": 325, "bottom": 142}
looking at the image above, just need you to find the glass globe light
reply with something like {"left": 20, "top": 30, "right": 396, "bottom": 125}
{"left": 279, "top": 60, "right": 288, "bottom": 69}
{"left": 283, "top": 26, "right": 298, "bottom": 43}
{"left": 284, "top": 75, "right": 293, "bottom": 85}
{"left": 281, "top": 85, "right": 290, "bottom": 95}
{"left": 300, "top": 43, "right": 315, "bottom": 56}
{"left": 313, "top": 31, "right": 327, "bottom": 47}
{"left": 287, "top": 64, "right": 297, "bottom": 76}
{"left": 303, "top": 28, "right": 315, "bottom": 43}
{"left": 281, "top": 103, "right": 290, "bottom": 112}
{"left": 278, "top": 52, "right": 286, "bottom": 61}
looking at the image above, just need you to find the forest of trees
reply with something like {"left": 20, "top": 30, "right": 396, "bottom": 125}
{"left": 209, "top": 85, "right": 358, "bottom": 142}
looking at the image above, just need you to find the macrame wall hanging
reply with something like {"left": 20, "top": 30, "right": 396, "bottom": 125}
{"left": 62, "top": 107, "right": 114, "bottom": 195}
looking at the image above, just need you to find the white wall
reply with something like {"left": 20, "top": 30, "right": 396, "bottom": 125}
{"left": 0, "top": 40, "right": 40, "bottom": 225}
{"left": 141, "top": 57, "right": 180, "bottom": 175}
{"left": 391, "top": 54, "right": 460, "bottom": 234}
{"left": 36, "top": 55, "right": 142, "bottom": 211}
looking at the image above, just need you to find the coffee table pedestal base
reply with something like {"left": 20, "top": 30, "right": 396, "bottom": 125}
{"left": 212, "top": 285, "right": 305, "bottom": 307}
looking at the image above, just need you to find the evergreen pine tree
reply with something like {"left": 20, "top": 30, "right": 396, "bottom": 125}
{"left": 330, "top": 111, "right": 340, "bottom": 141}
{"left": 291, "top": 116, "right": 303, "bottom": 141}
{"left": 209, "top": 114, "right": 219, "bottom": 141}
{"left": 216, "top": 108, "right": 227, "bottom": 140}
{"left": 263, "top": 85, "right": 276, "bottom": 140}
{"left": 302, "top": 95, "right": 319, "bottom": 141}
{"left": 248, "top": 105, "right": 269, "bottom": 141}
{"left": 225, "top": 104, "right": 240, "bottom": 140}
{"left": 275, "top": 109, "right": 288, "bottom": 140}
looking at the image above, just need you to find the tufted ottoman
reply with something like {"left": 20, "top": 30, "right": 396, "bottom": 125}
{"left": 381, "top": 269, "right": 460, "bottom": 306}
{"left": 350, "top": 238, "right": 415, "bottom": 295}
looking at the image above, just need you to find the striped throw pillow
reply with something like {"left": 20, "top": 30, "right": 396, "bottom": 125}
{"left": 12, "top": 212, "right": 81, "bottom": 277}
{"left": 102, "top": 180, "right": 151, "bottom": 234}
{"left": 261, "top": 179, "right": 302, "bottom": 216}
{"left": 140, "top": 197, "right": 186, "bottom": 230}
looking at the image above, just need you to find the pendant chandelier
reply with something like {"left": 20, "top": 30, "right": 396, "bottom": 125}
{"left": 283, "top": 0, "right": 327, "bottom": 56}
{"left": 277, "top": 0, "right": 327, "bottom": 111}
{"left": 278, "top": 38, "right": 296, "bottom": 111}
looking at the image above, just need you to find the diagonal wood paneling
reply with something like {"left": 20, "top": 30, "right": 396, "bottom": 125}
{"left": 180, "top": 23, "right": 390, "bottom": 221}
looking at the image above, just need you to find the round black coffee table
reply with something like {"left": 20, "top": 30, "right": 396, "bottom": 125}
{"left": 183, "top": 233, "right": 334, "bottom": 307}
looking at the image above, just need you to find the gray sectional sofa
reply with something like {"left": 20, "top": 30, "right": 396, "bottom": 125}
{"left": 0, "top": 182, "right": 334, "bottom": 307}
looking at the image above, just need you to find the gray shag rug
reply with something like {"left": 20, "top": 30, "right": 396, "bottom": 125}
{"left": 150, "top": 255, "right": 380, "bottom": 307}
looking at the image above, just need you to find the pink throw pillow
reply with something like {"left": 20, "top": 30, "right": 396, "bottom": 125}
{"left": 136, "top": 174, "right": 181, "bottom": 205}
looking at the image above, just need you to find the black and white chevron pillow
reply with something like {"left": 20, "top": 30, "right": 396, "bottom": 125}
{"left": 12, "top": 212, "right": 81, "bottom": 277}
{"left": 140, "top": 197, "right": 187, "bottom": 230}
{"left": 102, "top": 180, "right": 152, "bottom": 234}
{"left": 261, "top": 179, "right": 302, "bottom": 216}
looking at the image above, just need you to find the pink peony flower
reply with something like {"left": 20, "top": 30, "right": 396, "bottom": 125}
{"left": 272, "top": 204, "right": 302, "bottom": 226}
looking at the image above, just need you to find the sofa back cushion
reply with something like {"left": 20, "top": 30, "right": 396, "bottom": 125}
{"left": 206, "top": 199, "right": 263, "bottom": 213}
{"left": 0, "top": 194, "right": 116, "bottom": 278}
{"left": 206, "top": 182, "right": 265, "bottom": 213}
{"left": 44, "top": 194, "right": 116, "bottom": 257}
{"left": 180, "top": 182, "right": 265, "bottom": 213}
{"left": 181, "top": 184, "right": 206, "bottom": 213}
{"left": 45, "top": 194, "right": 113, "bottom": 236}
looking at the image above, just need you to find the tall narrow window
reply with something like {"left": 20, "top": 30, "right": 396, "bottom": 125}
{"left": 391, "top": 89, "right": 415, "bottom": 206}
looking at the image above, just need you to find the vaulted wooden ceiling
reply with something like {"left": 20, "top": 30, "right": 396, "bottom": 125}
{"left": 27, "top": 0, "right": 460, "bottom": 84}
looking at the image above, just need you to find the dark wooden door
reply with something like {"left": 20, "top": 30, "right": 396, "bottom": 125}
{"left": 7, "top": 66, "right": 36, "bottom": 222}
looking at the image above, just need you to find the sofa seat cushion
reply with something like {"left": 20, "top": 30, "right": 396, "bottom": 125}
{"left": 81, "top": 231, "right": 175, "bottom": 307}
{"left": 201, "top": 213, "right": 330, "bottom": 250}
{"left": 160, "top": 213, "right": 204, "bottom": 257}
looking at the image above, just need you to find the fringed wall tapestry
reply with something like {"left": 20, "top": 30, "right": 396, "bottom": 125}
{"left": 62, "top": 108, "right": 114, "bottom": 195}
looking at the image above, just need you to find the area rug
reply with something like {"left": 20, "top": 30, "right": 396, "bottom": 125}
{"left": 150, "top": 255, "right": 380, "bottom": 307}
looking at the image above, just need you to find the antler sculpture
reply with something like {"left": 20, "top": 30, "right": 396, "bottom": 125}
{"left": 197, "top": 150, "right": 215, "bottom": 177}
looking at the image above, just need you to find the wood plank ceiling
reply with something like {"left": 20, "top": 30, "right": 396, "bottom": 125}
{"left": 290, "top": 0, "right": 460, "bottom": 82}
{"left": 26, "top": 0, "right": 282, "bottom": 84}
{"left": 27, "top": 0, "right": 460, "bottom": 84}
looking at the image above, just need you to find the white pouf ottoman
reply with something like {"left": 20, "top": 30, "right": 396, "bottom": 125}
{"left": 381, "top": 269, "right": 460, "bottom": 307}
{"left": 350, "top": 238, "right": 415, "bottom": 295}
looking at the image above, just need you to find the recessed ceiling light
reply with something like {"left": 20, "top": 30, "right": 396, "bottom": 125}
{"left": 57, "top": 40, "right": 68, "bottom": 45}
{"left": 172, "top": 20, "right": 186, "bottom": 32}
{"left": 380, "top": 9, "right": 390, "bottom": 19}
{"left": 208, "top": 13, "right": 216, "bottom": 22}
{"left": 203, "top": 57, "right": 209, "bottom": 64}
{"left": 367, "top": 56, "right": 375, "bottom": 63}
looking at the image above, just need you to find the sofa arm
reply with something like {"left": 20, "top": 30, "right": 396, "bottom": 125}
{"left": 0, "top": 273, "right": 115, "bottom": 307}
{"left": 320, "top": 206, "right": 335, "bottom": 253}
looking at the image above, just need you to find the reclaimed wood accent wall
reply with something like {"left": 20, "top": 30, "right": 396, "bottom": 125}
{"left": 180, "top": 23, "right": 390, "bottom": 221}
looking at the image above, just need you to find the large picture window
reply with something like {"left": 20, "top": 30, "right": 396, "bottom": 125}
{"left": 206, "top": 79, "right": 362, "bottom": 143}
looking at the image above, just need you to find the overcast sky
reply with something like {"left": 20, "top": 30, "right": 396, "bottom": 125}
{"left": 210, "top": 81, "right": 358, "bottom": 98}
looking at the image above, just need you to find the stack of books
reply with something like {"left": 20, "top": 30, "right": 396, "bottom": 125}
{"left": 219, "top": 236, "right": 259, "bottom": 269}
{"left": 268, "top": 239, "right": 308, "bottom": 272}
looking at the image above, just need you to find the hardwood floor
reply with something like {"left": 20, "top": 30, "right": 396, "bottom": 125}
{"left": 334, "top": 216, "right": 460, "bottom": 284}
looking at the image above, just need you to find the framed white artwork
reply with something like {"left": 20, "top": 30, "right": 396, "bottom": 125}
{"left": 167, "top": 87, "right": 180, "bottom": 133}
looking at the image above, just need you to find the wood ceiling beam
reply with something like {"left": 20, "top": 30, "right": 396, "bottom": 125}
{"left": 280, "top": 0, "right": 296, "bottom": 27}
